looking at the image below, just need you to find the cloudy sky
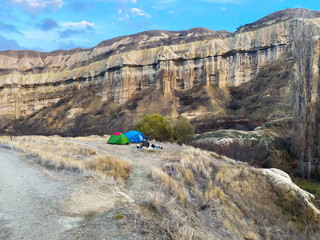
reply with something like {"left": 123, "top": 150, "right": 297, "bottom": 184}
{"left": 0, "top": 0, "right": 319, "bottom": 52}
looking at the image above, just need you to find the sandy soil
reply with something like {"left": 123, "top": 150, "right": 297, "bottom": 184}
{"left": 0, "top": 137, "right": 187, "bottom": 239}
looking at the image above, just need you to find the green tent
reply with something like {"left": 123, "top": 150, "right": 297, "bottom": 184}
{"left": 107, "top": 132, "right": 130, "bottom": 145}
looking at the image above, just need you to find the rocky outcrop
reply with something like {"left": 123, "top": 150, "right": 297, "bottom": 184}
{"left": 263, "top": 168, "right": 320, "bottom": 220}
{"left": 1, "top": 9, "right": 320, "bottom": 124}
{"left": 191, "top": 125, "right": 293, "bottom": 172}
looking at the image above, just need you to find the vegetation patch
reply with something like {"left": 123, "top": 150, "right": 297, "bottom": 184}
{"left": 145, "top": 148, "right": 320, "bottom": 239}
{"left": 114, "top": 209, "right": 125, "bottom": 220}
{"left": 85, "top": 155, "right": 132, "bottom": 183}
{"left": 293, "top": 177, "right": 320, "bottom": 209}
{"left": 134, "top": 114, "right": 174, "bottom": 142}
{"left": 192, "top": 129, "right": 293, "bottom": 173}
{"left": 134, "top": 114, "right": 194, "bottom": 144}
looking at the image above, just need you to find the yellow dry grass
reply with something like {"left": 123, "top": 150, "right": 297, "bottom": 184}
{"left": 146, "top": 147, "right": 320, "bottom": 240}
{"left": 1, "top": 136, "right": 319, "bottom": 239}
{"left": 0, "top": 136, "right": 131, "bottom": 183}
{"left": 85, "top": 155, "right": 131, "bottom": 183}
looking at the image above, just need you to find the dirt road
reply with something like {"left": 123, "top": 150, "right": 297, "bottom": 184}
{"left": 0, "top": 148, "right": 83, "bottom": 239}
{"left": 0, "top": 148, "right": 134, "bottom": 240}
{"left": 0, "top": 138, "right": 187, "bottom": 239}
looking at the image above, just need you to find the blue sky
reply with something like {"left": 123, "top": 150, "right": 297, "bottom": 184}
{"left": 0, "top": 0, "right": 319, "bottom": 52}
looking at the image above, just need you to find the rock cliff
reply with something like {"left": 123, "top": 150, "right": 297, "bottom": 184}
{"left": 1, "top": 8, "right": 320, "bottom": 135}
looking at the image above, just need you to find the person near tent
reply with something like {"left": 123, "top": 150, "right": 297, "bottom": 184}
{"left": 141, "top": 138, "right": 149, "bottom": 148}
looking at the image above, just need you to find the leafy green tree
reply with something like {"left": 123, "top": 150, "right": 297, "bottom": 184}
{"left": 134, "top": 114, "right": 174, "bottom": 141}
{"left": 174, "top": 117, "right": 195, "bottom": 144}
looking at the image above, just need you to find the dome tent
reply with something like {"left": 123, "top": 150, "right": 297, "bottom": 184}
{"left": 124, "top": 131, "right": 146, "bottom": 143}
{"left": 107, "top": 132, "right": 130, "bottom": 145}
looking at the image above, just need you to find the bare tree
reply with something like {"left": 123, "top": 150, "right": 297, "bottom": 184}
{"left": 292, "top": 9, "right": 320, "bottom": 179}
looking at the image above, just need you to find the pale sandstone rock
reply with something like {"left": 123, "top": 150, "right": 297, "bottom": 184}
{"left": 0, "top": 14, "right": 320, "bottom": 118}
{"left": 263, "top": 168, "right": 320, "bottom": 218}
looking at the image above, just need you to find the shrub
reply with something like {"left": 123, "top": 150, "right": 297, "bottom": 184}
{"left": 134, "top": 114, "right": 174, "bottom": 141}
{"left": 174, "top": 117, "right": 194, "bottom": 144}
{"left": 134, "top": 114, "right": 195, "bottom": 143}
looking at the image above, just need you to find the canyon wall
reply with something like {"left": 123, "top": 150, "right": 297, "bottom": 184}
{"left": 1, "top": 9, "right": 320, "bottom": 120}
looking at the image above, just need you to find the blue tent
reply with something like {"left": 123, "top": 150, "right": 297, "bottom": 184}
{"left": 124, "top": 131, "right": 146, "bottom": 143}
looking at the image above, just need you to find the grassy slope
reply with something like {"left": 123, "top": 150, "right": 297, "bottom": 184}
{"left": 1, "top": 135, "right": 319, "bottom": 239}
{"left": 144, "top": 148, "right": 320, "bottom": 240}
{"left": 294, "top": 177, "right": 320, "bottom": 209}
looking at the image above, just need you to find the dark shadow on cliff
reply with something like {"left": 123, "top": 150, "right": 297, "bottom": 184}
{"left": 6, "top": 55, "right": 294, "bottom": 138}
{"left": 191, "top": 55, "right": 294, "bottom": 133}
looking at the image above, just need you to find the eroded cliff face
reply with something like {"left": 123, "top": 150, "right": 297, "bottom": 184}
{"left": 0, "top": 9, "right": 320, "bottom": 124}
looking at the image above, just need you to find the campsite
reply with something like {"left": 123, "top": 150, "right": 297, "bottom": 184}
{"left": 1, "top": 3, "right": 320, "bottom": 239}
{"left": 1, "top": 134, "right": 319, "bottom": 239}
{"left": 107, "top": 131, "right": 162, "bottom": 149}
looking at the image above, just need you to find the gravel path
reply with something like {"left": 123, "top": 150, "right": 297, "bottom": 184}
{"left": 0, "top": 149, "right": 85, "bottom": 240}
{"left": 0, "top": 137, "right": 188, "bottom": 239}
{"left": 0, "top": 148, "right": 132, "bottom": 240}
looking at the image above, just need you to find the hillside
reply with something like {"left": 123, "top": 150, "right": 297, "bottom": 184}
{"left": 0, "top": 135, "right": 319, "bottom": 239}
{"left": 1, "top": 8, "right": 314, "bottom": 135}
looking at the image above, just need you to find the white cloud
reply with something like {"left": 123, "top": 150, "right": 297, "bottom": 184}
{"left": 116, "top": 5, "right": 151, "bottom": 21}
{"left": 63, "top": 21, "right": 94, "bottom": 28}
{"left": 131, "top": 8, "right": 152, "bottom": 18}
{"left": 13, "top": 0, "right": 65, "bottom": 15}
{"left": 168, "top": 10, "right": 174, "bottom": 14}
{"left": 131, "top": 0, "right": 137, "bottom": 3}
{"left": 220, "top": 7, "right": 226, "bottom": 11}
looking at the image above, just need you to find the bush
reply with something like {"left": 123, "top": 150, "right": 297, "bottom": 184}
{"left": 134, "top": 114, "right": 195, "bottom": 143}
{"left": 174, "top": 117, "right": 194, "bottom": 144}
{"left": 134, "top": 114, "right": 174, "bottom": 141}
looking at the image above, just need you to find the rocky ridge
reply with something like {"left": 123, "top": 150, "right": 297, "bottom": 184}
{"left": 1, "top": 8, "right": 320, "bottom": 135}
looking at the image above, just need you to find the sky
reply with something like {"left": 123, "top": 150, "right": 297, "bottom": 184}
{"left": 0, "top": 0, "right": 319, "bottom": 52}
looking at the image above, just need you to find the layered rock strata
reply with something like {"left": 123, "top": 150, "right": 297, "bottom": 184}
{"left": 1, "top": 9, "right": 320, "bottom": 119}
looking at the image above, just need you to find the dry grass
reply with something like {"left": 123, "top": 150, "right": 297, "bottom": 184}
{"left": 146, "top": 147, "right": 320, "bottom": 240}
{"left": 1, "top": 136, "right": 319, "bottom": 239}
{"left": 85, "top": 155, "right": 131, "bottom": 183}
{"left": 0, "top": 136, "right": 131, "bottom": 183}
